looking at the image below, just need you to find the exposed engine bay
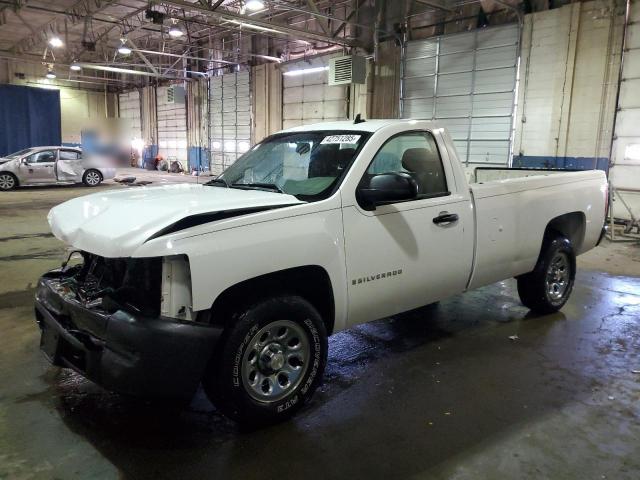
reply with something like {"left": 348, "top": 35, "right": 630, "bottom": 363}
{"left": 51, "top": 251, "right": 163, "bottom": 317}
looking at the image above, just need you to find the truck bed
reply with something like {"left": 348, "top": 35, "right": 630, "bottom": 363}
{"left": 467, "top": 169, "right": 607, "bottom": 290}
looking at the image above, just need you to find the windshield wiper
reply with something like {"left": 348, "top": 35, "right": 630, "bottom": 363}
{"left": 231, "top": 182, "right": 284, "bottom": 193}
{"left": 205, "top": 178, "right": 229, "bottom": 188}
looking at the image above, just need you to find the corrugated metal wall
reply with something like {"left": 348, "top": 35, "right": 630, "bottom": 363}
{"left": 118, "top": 90, "right": 142, "bottom": 143}
{"left": 401, "top": 24, "right": 519, "bottom": 167}
{"left": 209, "top": 71, "right": 251, "bottom": 175}
{"left": 157, "top": 85, "right": 188, "bottom": 163}
{"left": 610, "top": 0, "right": 640, "bottom": 221}
{"left": 282, "top": 55, "right": 348, "bottom": 129}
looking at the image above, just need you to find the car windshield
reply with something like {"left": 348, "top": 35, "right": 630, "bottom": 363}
{"left": 5, "top": 148, "right": 34, "bottom": 159}
{"left": 214, "top": 131, "right": 369, "bottom": 200}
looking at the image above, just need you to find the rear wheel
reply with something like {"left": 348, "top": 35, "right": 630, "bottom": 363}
{"left": 83, "top": 169, "right": 102, "bottom": 187}
{"left": 0, "top": 172, "right": 17, "bottom": 191}
{"left": 517, "top": 234, "right": 576, "bottom": 314}
{"left": 203, "top": 295, "right": 327, "bottom": 425}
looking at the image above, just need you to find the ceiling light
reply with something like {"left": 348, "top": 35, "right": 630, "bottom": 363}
{"left": 283, "top": 66, "right": 328, "bottom": 76}
{"left": 228, "top": 20, "right": 280, "bottom": 34}
{"left": 48, "top": 36, "right": 63, "bottom": 48}
{"left": 168, "top": 25, "right": 183, "bottom": 38}
{"left": 45, "top": 70, "right": 56, "bottom": 79}
{"left": 70, "top": 63, "right": 81, "bottom": 71}
{"left": 118, "top": 39, "right": 132, "bottom": 55}
{"left": 245, "top": 0, "right": 265, "bottom": 11}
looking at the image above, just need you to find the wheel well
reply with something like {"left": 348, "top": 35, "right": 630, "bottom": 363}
{"left": 544, "top": 212, "right": 586, "bottom": 253}
{"left": 208, "top": 266, "right": 335, "bottom": 334}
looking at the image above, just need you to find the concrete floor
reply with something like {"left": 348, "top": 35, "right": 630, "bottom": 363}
{"left": 1, "top": 175, "right": 640, "bottom": 480}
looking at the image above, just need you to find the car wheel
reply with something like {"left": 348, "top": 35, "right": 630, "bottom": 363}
{"left": 517, "top": 233, "right": 576, "bottom": 314}
{"left": 203, "top": 295, "right": 327, "bottom": 425}
{"left": 83, "top": 169, "right": 102, "bottom": 187}
{"left": 0, "top": 172, "right": 17, "bottom": 191}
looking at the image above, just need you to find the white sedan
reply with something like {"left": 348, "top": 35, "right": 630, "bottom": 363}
{"left": 0, "top": 146, "right": 116, "bottom": 191}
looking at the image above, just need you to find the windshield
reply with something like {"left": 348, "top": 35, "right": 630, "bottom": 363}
{"left": 215, "top": 131, "right": 369, "bottom": 200}
{"left": 5, "top": 148, "right": 34, "bottom": 159}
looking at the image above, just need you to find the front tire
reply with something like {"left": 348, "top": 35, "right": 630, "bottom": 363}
{"left": 203, "top": 295, "right": 328, "bottom": 425}
{"left": 0, "top": 172, "right": 18, "bottom": 191}
{"left": 517, "top": 234, "right": 576, "bottom": 314}
{"left": 83, "top": 169, "right": 102, "bottom": 187}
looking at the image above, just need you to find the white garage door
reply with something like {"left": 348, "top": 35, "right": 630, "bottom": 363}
{"left": 118, "top": 90, "right": 142, "bottom": 144}
{"left": 401, "top": 24, "right": 519, "bottom": 167}
{"left": 157, "top": 85, "right": 188, "bottom": 163}
{"left": 209, "top": 71, "right": 251, "bottom": 175}
{"left": 610, "top": 0, "right": 640, "bottom": 221}
{"left": 282, "top": 55, "right": 348, "bottom": 130}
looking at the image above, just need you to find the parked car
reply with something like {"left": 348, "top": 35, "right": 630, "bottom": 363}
{"left": 34, "top": 120, "right": 608, "bottom": 425}
{"left": 0, "top": 146, "right": 115, "bottom": 190}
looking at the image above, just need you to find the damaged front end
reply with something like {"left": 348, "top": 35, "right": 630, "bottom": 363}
{"left": 34, "top": 252, "right": 222, "bottom": 400}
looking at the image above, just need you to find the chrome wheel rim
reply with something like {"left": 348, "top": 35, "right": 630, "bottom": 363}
{"left": 0, "top": 174, "right": 15, "bottom": 190}
{"left": 241, "top": 320, "right": 310, "bottom": 403}
{"left": 85, "top": 171, "right": 100, "bottom": 185}
{"left": 546, "top": 252, "right": 570, "bottom": 302}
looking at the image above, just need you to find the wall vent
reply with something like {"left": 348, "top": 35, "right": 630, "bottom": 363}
{"left": 167, "top": 85, "right": 186, "bottom": 104}
{"left": 329, "top": 56, "right": 366, "bottom": 86}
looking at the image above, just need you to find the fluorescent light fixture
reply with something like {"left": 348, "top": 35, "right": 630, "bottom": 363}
{"left": 45, "top": 70, "right": 56, "bottom": 79}
{"left": 283, "top": 66, "right": 328, "bottom": 76}
{"left": 258, "top": 55, "right": 282, "bottom": 63}
{"left": 70, "top": 63, "right": 81, "bottom": 71}
{"left": 49, "top": 36, "right": 63, "bottom": 48}
{"left": 245, "top": 0, "right": 265, "bottom": 11}
{"left": 168, "top": 25, "right": 183, "bottom": 38}
{"left": 228, "top": 20, "right": 281, "bottom": 34}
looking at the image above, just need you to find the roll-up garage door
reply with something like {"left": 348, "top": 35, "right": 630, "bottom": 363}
{"left": 209, "top": 71, "right": 251, "bottom": 175}
{"left": 118, "top": 90, "right": 142, "bottom": 144}
{"left": 610, "top": 0, "right": 640, "bottom": 222}
{"left": 157, "top": 85, "right": 188, "bottom": 163}
{"left": 282, "top": 55, "right": 348, "bottom": 129}
{"left": 401, "top": 24, "right": 519, "bottom": 167}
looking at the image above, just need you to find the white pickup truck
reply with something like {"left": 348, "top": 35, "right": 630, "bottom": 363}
{"left": 35, "top": 119, "right": 608, "bottom": 424}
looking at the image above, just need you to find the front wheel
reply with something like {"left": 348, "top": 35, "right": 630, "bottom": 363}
{"left": 82, "top": 169, "right": 102, "bottom": 187}
{"left": 517, "top": 234, "right": 576, "bottom": 314}
{"left": 0, "top": 172, "right": 17, "bottom": 191}
{"left": 203, "top": 295, "right": 328, "bottom": 425}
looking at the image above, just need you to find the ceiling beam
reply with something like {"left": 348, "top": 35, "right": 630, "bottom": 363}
{"left": 159, "top": 0, "right": 358, "bottom": 46}
{"left": 413, "top": 0, "right": 456, "bottom": 12}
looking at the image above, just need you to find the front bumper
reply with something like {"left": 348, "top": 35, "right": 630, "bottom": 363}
{"left": 35, "top": 273, "right": 222, "bottom": 400}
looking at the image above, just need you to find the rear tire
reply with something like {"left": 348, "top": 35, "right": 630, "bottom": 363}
{"left": 83, "top": 169, "right": 102, "bottom": 187}
{"left": 203, "top": 295, "right": 327, "bottom": 425}
{"left": 0, "top": 172, "right": 17, "bottom": 191}
{"left": 517, "top": 234, "right": 576, "bottom": 314}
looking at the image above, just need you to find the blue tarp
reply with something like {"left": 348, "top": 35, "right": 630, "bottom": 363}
{"left": 0, "top": 84, "right": 62, "bottom": 156}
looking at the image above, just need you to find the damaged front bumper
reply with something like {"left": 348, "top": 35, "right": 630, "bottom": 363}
{"left": 34, "top": 270, "right": 222, "bottom": 400}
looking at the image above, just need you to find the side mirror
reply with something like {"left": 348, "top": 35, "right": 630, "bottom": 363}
{"left": 357, "top": 172, "right": 418, "bottom": 210}
{"left": 21, "top": 158, "right": 28, "bottom": 165}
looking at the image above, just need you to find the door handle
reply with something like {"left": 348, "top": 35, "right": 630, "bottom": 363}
{"left": 433, "top": 212, "right": 459, "bottom": 225}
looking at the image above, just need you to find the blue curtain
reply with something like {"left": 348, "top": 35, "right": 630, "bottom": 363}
{"left": 0, "top": 84, "right": 62, "bottom": 156}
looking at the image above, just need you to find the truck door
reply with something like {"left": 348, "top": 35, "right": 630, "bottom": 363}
{"left": 56, "top": 149, "right": 83, "bottom": 182}
{"left": 342, "top": 130, "right": 474, "bottom": 327}
{"left": 21, "top": 149, "right": 57, "bottom": 184}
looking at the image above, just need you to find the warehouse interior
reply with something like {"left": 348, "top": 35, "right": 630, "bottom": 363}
{"left": 0, "top": 0, "right": 639, "bottom": 478}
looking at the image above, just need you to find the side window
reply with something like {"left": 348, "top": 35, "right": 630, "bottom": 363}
{"left": 59, "top": 150, "right": 80, "bottom": 160}
{"left": 28, "top": 150, "right": 56, "bottom": 163}
{"left": 364, "top": 132, "right": 448, "bottom": 198}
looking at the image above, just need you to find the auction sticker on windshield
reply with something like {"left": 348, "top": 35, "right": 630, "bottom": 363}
{"left": 321, "top": 135, "right": 361, "bottom": 144}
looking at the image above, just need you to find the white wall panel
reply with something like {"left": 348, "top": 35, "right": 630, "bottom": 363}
{"left": 402, "top": 24, "right": 519, "bottom": 166}
{"left": 156, "top": 85, "right": 187, "bottom": 163}
{"left": 118, "top": 90, "right": 142, "bottom": 144}
{"left": 282, "top": 54, "right": 348, "bottom": 129}
{"left": 209, "top": 71, "right": 251, "bottom": 175}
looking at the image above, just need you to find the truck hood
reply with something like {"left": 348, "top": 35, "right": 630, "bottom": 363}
{"left": 48, "top": 183, "right": 304, "bottom": 257}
